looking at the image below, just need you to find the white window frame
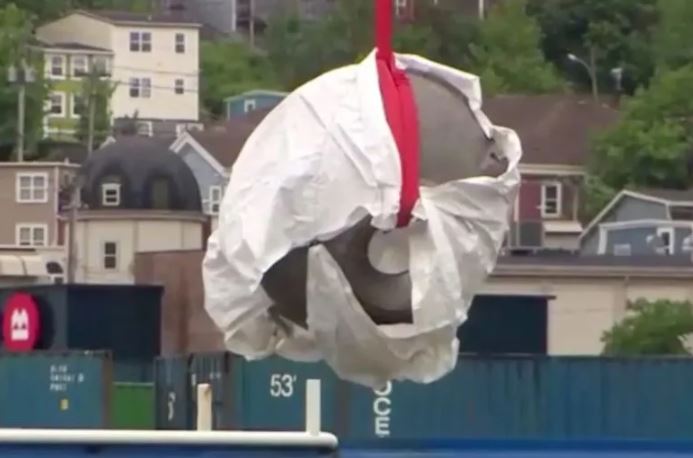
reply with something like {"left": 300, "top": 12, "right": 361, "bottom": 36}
{"left": 395, "top": 0, "right": 407, "bottom": 17}
{"left": 657, "top": 227, "right": 675, "bottom": 255}
{"left": 101, "top": 183, "right": 121, "bottom": 206}
{"left": 136, "top": 121, "right": 153, "bottom": 137}
{"left": 175, "top": 33, "right": 185, "bottom": 53}
{"left": 613, "top": 243, "right": 631, "bottom": 256}
{"left": 130, "top": 31, "right": 152, "bottom": 52}
{"left": 540, "top": 182, "right": 562, "bottom": 218}
{"left": 103, "top": 241, "right": 118, "bottom": 270}
{"left": 47, "top": 92, "right": 66, "bottom": 118}
{"left": 209, "top": 185, "right": 223, "bottom": 214}
{"left": 71, "top": 93, "right": 83, "bottom": 118}
{"left": 174, "top": 78, "right": 184, "bottom": 95}
{"left": 48, "top": 54, "right": 65, "bottom": 79}
{"left": 72, "top": 55, "right": 88, "bottom": 78}
{"left": 92, "top": 56, "right": 112, "bottom": 77}
{"left": 243, "top": 99, "right": 256, "bottom": 112}
{"left": 16, "top": 172, "right": 49, "bottom": 203}
{"left": 15, "top": 224, "right": 48, "bottom": 247}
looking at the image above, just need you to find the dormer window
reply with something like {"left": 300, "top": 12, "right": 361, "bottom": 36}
{"left": 102, "top": 182, "right": 121, "bottom": 206}
{"left": 151, "top": 178, "right": 171, "bottom": 209}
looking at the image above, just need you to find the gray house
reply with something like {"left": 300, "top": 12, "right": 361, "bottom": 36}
{"left": 170, "top": 108, "right": 272, "bottom": 215}
{"left": 580, "top": 189, "right": 693, "bottom": 256}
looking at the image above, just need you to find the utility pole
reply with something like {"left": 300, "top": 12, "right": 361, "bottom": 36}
{"left": 7, "top": 61, "right": 35, "bottom": 162}
{"left": 249, "top": 0, "right": 255, "bottom": 48}
{"left": 478, "top": 0, "right": 485, "bottom": 20}
{"left": 86, "top": 57, "right": 98, "bottom": 155}
{"left": 66, "top": 175, "right": 81, "bottom": 284}
{"left": 588, "top": 45, "right": 598, "bottom": 102}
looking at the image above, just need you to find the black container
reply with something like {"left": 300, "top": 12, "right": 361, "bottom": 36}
{"left": 0, "top": 284, "right": 162, "bottom": 376}
{"left": 189, "top": 352, "right": 235, "bottom": 430}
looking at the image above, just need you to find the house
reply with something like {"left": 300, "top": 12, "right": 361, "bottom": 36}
{"left": 225, "top": 89, "right": 286, "bottom": 118}
{"left": 171, "top": 108, "right": 271, "bottom": 224}
{"left": 36, "top": 10, "right": 201, "bottom": 138}
{"left": 0, "top": 162, "right": 80, "bottom": 283}
{"left": 33, "top": 40, "right": 114, "bottom": 141}
{"left": 72, "top": 137, "right": 206, "bottom": 284}
{"left": 580, "top": 189, "right": 693, "bottom": 257}
{"left": 155, "top": 0, "right": 336, "bottom": 37}
{"left": 483, "top": 94, "right": 620, "bottom": 251}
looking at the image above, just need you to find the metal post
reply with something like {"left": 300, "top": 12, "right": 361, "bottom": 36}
{"left": 589, "top": 46, "right": 599, "bottom": 102}
{"left": 196, "top": 383, "right": 213, "bottom": 431}
{"left": 17, "top": 84, "right": 25, "bottom": 162}
{"left": 305, "top": 379, "right": 321, "bottom": 436}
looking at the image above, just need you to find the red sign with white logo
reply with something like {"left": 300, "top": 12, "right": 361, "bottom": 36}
{"left": 2, "top": 293, "right": 40, "bottom": 352}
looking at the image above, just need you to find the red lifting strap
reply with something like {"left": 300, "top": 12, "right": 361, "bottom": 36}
{"left": 375, "top": 0, "right": 420, "bottom": 227}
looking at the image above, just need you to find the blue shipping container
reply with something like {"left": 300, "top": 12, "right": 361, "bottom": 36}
{"left": 0, "top": 351, "right": 110, "bottom": 428}
{"left": 341, "top": 356, "right": 693, "bottom": 440}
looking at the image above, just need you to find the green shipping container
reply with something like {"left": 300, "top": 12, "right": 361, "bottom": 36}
{"left": 0, "top": 351, "right": 111, "bottom": 428}
{"left": 111, "top": 382, "right": 154, "bottom": 429}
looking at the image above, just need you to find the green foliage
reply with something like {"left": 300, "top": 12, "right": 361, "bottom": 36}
{"left": 200, "top": 40, "right": 281, "bottom": 118}
{"left": 75, "top": 68, "right": 116, "bottom": 147}
{"left": 469, "top": 0, "right": 563, "bottom": 95}
{"left": 0, "top": 3, "right": 48, "bottom": 159}
{"left": 653, "top": 0, "right": 693, "bottom": 71}
{"left": 588, "top": 65, "right": 693, "bottom": 203}
{"left": 527, "top": 0, "right": 657, "bottom": 94}
{"left": 602, "top": 299, "right": 693, "bottom": 355}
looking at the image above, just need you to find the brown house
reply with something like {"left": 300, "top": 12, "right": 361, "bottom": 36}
{"left": 484, "top": 94, "right": 620, "bottom": 251}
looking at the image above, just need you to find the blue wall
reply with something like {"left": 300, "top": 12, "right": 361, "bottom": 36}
{"left": 225, "top": 92, "right": 286, "bottom": 118}
{"left": 177, "top": 143, "right": 227, "bottom": 214}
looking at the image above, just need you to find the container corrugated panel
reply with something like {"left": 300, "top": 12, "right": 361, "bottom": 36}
{"left": 111, "top": 382, "right": 154, "bottom": 430}
{"left": 113, "top": 360, "right": 153, "bottom": 383}
{"left": 340, "top": 356, "right": 693, "bottom": 441}
{"left": 0, "top": 351, "right": 111, "bottom": 428}
{"left": 154, "top": 355, "right": 190, "bottom": 430}
{"left": 189, "top": 352, "right": 235, "bottom": 429}
{"left": 231, "top": 355, "right": 341, "bottom": 433}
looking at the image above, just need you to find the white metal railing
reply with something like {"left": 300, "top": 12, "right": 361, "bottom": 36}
{"left": 0, "top": 379, "right": 337, "bottom": 449}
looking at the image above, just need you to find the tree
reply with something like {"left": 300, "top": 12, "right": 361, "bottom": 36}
{"left": 527, "top": 0, "right": 657, "bottom": 95}
{"left": 75, "top": 66, "right": 116, "bottom": 150}
{"left": 468, "top": 0, "right": 563, "bottom": 95}
{"left": 602, "top": 299, "right": 693, "bottom": 355}
{"left": 0, "top": 4, "right": 48, "bottom": 160}
{"left": 652, "top": 0, "right": 693, "bottom": 71}
{"left": 586, "top": 65, "right": 693, "bottom": 215}
{"left": 199, "top": 40, "right": 280, "bottom": 119}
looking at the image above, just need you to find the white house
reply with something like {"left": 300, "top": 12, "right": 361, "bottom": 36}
{"left": 36, "top": 10, "right": 201, "bottom": 138}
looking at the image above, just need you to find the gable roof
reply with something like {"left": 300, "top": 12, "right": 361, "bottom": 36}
{"left": 75, "top": 10, "right": 201, "bottom": 27}
{"left": 224, "top": 90, "right": 288, "bottom": 103}
{"left": 483, "top": 94, "right": 620, "bottom": 166}
{"left": 173, "top": 108, "right": 272, "bottom": 172}
{"left": 579, "top": 188, "right": 693, "bottom": 241}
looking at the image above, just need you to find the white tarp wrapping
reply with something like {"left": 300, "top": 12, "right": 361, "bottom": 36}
{"left": 203, "top": 50, "right": 522, "bottom": 389}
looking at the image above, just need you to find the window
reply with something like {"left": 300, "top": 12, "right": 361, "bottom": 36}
{"left": 49, "top": 55, "right": 65, "bottom": 78}
{"left": 174, "top": 78, "right": 184, "bottom": 95}
{"left": 101, "top": 183, "right": 121, "bottom": 206}
{"left": 670, "top": 206, "right": 693, "bottom": 221}
{"left": 72, "top": 56, "right": 88, "bottom": 77}
{"left": 657, "top": 227, "right": 674, "bottom": 255}
{"left": 540, "top": 182, "right": 562, "bottom": 218}
{"left": 243, "top": 99, "right": 256, "bottom": 113}
{"left": 16, "top": 172, "right": 48, "bottom": 203}
{"left": 92, "top": 56, "right": 111, "bottom": 77}
{"left": 130, "top": 31, "right": 152, "bottom": 52}
{"left": 130, "top": 78, "right": 151, "bottom": 98}
{"left": 16, "top": 224, "right": 47, "bottom": 247}
{"left": 175, "top": 33, "right": 185, "bottom": 53}
{"left": 136, "top": 121, "right": 153, "bottom": 137}
{"left": 151, "top": 178, "right": 171, "bottom": 209}
{"left": 48, "top": 92, "right": 65, "bottom": 117}
{"left": 103, "top": 242, "right": 118, "bottom": 270}
{"left": 613, "top": 244, "right": 631, "bottom": 256}
{"left": 71, "top": 94, "right": 84, "bottom": 118}
{"left": 395, "top": 0, "right": 407, "bottom": 17}
{"left": 209, "top": 186, "right": 223, "bottom": 214}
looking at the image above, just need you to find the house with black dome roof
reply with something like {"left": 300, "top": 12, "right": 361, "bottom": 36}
{"left": 72, "top": 137, "right": 206, "bottom": 283}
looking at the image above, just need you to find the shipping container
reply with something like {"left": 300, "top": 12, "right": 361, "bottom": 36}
{"left": 0, "top": 351, "right": 111, "bottom": 428}
{"left": 340, "top": 356, "right": 693, "bottom": 441}
{"left": 189, "top": 352, "right": 235, "bottom": 429}
{"left": 0, "top": 284, "right": 162, "bottom": 366}
{"left": 154, "top": 355, "right": 191, "bottom": 430}
{"left": 111, "top": 383, "right": 154, "bottom": 429}
{"left": 230, "top": 355, "right": 341, "bottom": 433}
